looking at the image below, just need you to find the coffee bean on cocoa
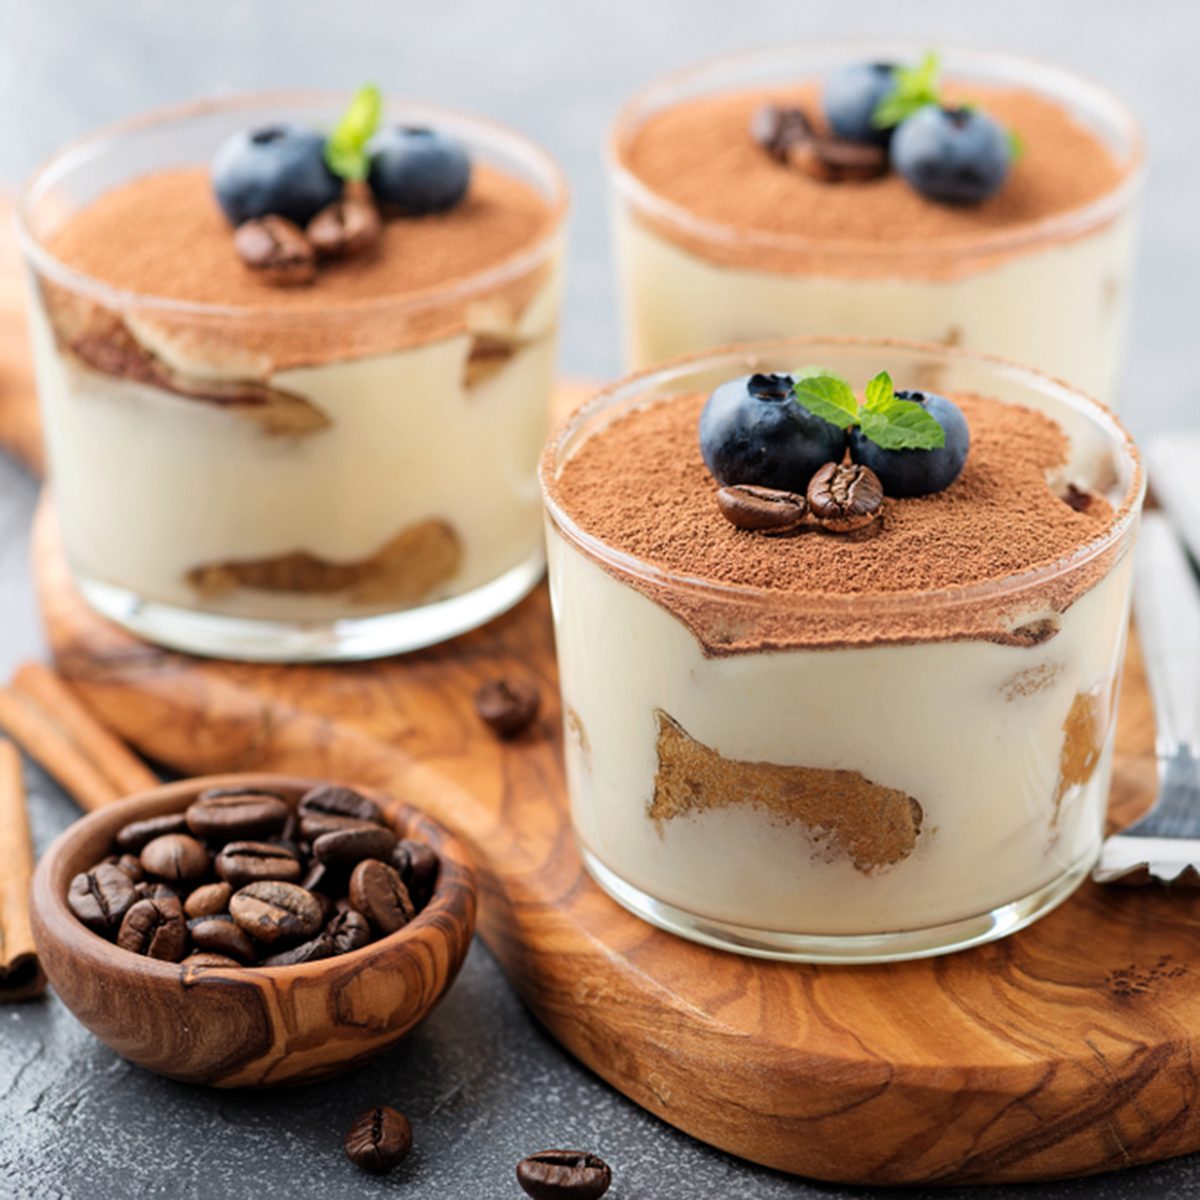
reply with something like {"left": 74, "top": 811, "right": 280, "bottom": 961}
{"left": 114, "top": 813, "right": 188, "bottom": 853}
{"left": 188, "top": 915, "right": 258, "bottom": 964}
{"left": 298, "top": 784, "right": 383, "bottom": 827}
{"left": 349, "top": 860, "right": 415, "bottom": 935}
{"left": 312, "top": 823, "right": 397, "bottom": 868}
{"left": 326, "top": 908, "right": 371, "bottom": 956}
{"left": 186, "top": 789, "right": 290, "bottom": 841}
{"left": 344, "top": 1105, "right": 412, "bottom": 1175}
{"left": 516, "top": 1150, "right": 612, "bottom": 1200}
{"left": 140, "top": 833, "right": 210, "bottom": 883}
{"left": 715, "top": 484, "right": 808, "bottom": 534}
{"left": 68, "top": 863, "right": 136, "bottom": 935}
{"left": 392, "top": 839, "right": 439, "bottom": 910}
{"left": 229, "top": 880, "right": 324, "bottom": 946}
{"left": 233, "top": 215, "right": 316, "bottom": 286}
{"left": 306, "top": 193, "right": 381, "bottom": 259}
{"left": 215, "top": 841, "right": 302, "bottom": 889}
{"left": 117, "top": 895, "right": 187, "bottom": 961}
{"left": 475, "top": 678, "right": 540, "bottom": 738}
{"left": 807, "top": 461, "right": 884, "bottom": 533}
{"left": 184, "top": 881, "right": 232, "bottom": 919}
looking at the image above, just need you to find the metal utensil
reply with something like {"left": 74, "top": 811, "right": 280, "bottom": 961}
{"left": 1094, "top": 512, "right": 1200, "bottom": 885}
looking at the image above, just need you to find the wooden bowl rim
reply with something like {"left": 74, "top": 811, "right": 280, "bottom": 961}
{"left": 32, "top": 772, "right": 477, "bottom": 984}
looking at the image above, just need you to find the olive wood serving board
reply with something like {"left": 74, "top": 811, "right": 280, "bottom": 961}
{"left": 27, "top": 495, "right": 1200, "bottom": 1186}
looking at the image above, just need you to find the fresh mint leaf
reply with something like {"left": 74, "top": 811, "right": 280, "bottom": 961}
{"left": 858, "top": 398, "right": 946, "bottom": 451}
{"left": 792, "top": 372, "right": 860, "bottom": 429}
{"left": 325, "top": 83, "right": 383, "bottom": 182}
{"left": 872, "top": 50, "right": 942, "bottom": 130}
{"left": 863, "top": 370, "right": 895, "bottom": 413}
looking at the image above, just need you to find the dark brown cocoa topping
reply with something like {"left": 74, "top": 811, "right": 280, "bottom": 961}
{"left": 548, "top": 391, "right": 1132, "bottom": 652}
{"left": 716, "top": 484, "right": 807, "bottom": 534}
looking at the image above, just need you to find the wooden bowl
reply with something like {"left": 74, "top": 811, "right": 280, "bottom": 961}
{"left": 31, "top": 773, "right": 477, "bottom": 1087}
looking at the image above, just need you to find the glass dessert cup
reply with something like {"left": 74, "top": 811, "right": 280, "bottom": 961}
{"left": 18, "top": 93, "right": 568, "bottom": 662}
{"left": 541, "top": 338, "right": 1144, "bottom": 963}
{"left": 609, "top": 43, "right": 1143, "bottom": 407}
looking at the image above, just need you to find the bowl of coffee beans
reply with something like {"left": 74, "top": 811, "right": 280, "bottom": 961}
{"left": 30, "top": 774, "right": 476, "bottom": 1086}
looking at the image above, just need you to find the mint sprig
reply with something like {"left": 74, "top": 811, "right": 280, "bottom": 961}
{"left": 325, "top": 84, "right": 383, "bottom": 182}
{"left": 871, "top": 51, "right": 941, "bottom": 131}
{"left": 793, "top": 369, "right": 946, "bottom": 452}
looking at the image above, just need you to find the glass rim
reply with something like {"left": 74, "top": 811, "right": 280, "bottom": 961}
{"left": 607, "top": 40, "right": 1145, "bottom": 266}
{"left": 541, "top": 335, "right": 1145, "bottom": 615}
{"left": 16, "top": 88, "right": 570, "bottom": 323}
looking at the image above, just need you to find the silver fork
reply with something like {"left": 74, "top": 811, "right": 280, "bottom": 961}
{"left": 1093, "top": 512, "right": 1200, "bottom": 886}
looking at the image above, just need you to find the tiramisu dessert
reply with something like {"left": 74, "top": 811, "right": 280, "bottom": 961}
{"left": 610, "top": 45, "right": 1142, "bottom": 405}
{"left": 542, "top": 338, "right": 1143, "bottom": 961}
{"left": 20, "top": 89, "right": 567, "bottom": 660}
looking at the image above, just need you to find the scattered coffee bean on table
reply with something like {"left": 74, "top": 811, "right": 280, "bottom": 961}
{"left": 474, "top": 678, "right": 540, "bottom": 738}
{"left": 343, "top": 1105, "right": 412, "bottom": 1175}
{"left": 516, "top": 1150, "right": 612, "bottom": 1200}
{"left": 67, "top": 782, "right": 440, "bottom": 968}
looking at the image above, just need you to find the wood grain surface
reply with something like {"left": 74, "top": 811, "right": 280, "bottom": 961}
{"left": 27, "top": 497, "right": 1200, "bottom": 1185}
{"left": 30, "top": 774, "right": 477, "bottom": 1086}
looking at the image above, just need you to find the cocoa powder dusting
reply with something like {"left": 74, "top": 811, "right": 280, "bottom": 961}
{"left": 548, "top": 391, "right": 1135, "bottom": 653}
{"left": 41, "top": 165, "right": 557, "bottom": 370}
{"left": 618, "top": 85, "right": 1129, "bottom": 277}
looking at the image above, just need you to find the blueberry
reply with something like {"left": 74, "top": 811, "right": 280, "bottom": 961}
{"left": 699, "top": 373, "right": 847, "bottom": 493}
{"left": 211, "top": 125, "right": 343, "bottom": 226}
{"left": 368, "top": 127, "right": 471, "bottom": 216}
{"left": 822, "top": 62, "right": 898, "bottom": 146}
{"left": 890, "top": 106, "right": 1012, "bottom": 204}
{"left": 848, "top": 390, "right": 969, "bottom": 497}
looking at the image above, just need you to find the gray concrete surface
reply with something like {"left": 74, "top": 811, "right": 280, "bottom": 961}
{"left": 2, "top": 1, "right": 1199, "bottom": 1196}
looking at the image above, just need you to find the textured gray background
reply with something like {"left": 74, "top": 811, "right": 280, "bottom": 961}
{"left": 1, "top": 1, "right": 1198, "bottom": 1197}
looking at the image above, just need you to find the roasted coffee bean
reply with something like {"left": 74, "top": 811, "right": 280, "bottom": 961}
{"left": 186, "top": 789, "right": 290, "bottom": 841}
{"left": 307, "top": 192, "right": 381, "bottom": 258}
{"left": 391, "top": 840, "right": 439, "bottom": 910}
{"left": 116, "top": 895, "right": 187, "bottom": 961}
{"left": 807, "top": 461, "right": 884, "bottom": 533}
{"left": 233, "top": 215, "right": 316, "bottom": 285}
{"left": 259, "top": 934, "right": 332, "bottom": 967}
{"left": 299, "top": 811, "right": 375, "bottom": 841}
{"left": 68, "top": 863, "right": 136, "bottom": 935}
{"left": 349, "top": 860, "right": 415, "bottom": 935}
{"left": 313, "top": 823, "right": 396, "bottom": 868}
{"left": 188, "top": 915, "right": 258, "bottom": 964}
{"left": 715, "top": 484, "right": 808, "bottom": 534}
{"left": 298, "top": 783, "right": 383, "bottom": 827}
{"left": 326, "top": 908, "right": 371, "bottom": 956}
{"left": 786, "top": 134, "right": 888, "bottom": 182}
{"left": 136, "top": 881, "right": 179, "bottom": 902}
{"left": 114, "top": 813, "right": 187, "bottom": 853}
{"left": 516, "top": 1150, "right": 612, "bottom": 1200}
{"left": 215, "top": 841, "right": 302, "bottom": 889}
{"left": 182, "top": 952, "right": 242, "bottom": 968}
{"left": 140, "top": 833, "right": 210, "bottom": 883}
{"left": 474, "top": 678, "right": 540, "bottom": 739}
{"left": 115, "top": 853, "right": 144, "bottom": 883}
{"left": 750, "top": 103, "right": 815, "bottom": 161}
{"left": 184, "top": 881, "right": 232, "bottom": 919}
{"left": 230, "top": 880, "right": 324, "bottom": 946}
{"left": 343, "top": 1105, "right": 412, "bottom": 1175}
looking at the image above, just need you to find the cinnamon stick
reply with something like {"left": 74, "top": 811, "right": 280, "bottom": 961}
{"left": 0, "top": 739, "right": 45, "bottom": 1000}
{"left": 0, "top": 686, "right": 123, "bottom": 812}
{"left": 11, "top": 662, "right": 158, "bottom": 797}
